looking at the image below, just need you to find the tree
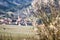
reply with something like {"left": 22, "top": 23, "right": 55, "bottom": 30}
{"left": 32, "top": 0, "right": 60, "bottom": 40}
{"left": 6, "top": 12, "right": 14, "bottom": 18}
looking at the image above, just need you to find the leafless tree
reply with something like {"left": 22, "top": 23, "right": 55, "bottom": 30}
{"left": 32, "top": 0, "right": 60, "bottom": 40}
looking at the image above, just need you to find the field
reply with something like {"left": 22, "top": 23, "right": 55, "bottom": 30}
{"left": 0, "top": 25, "right": 38, "bottom": 40}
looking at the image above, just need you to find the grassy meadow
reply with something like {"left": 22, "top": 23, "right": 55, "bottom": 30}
{"left": 0, "top": 25, "right": 38, "bottom": 40}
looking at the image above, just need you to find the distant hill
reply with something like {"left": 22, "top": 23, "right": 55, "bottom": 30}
{"left": 0, "top": 0, "right": 32, "bottom": 13}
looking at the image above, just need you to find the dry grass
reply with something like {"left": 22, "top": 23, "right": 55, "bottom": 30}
{"left": 0, "top": 24, "right": 60, "bottom": 40}
{"left": 0, "top": 25, "right": 37, "bottom": 40}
